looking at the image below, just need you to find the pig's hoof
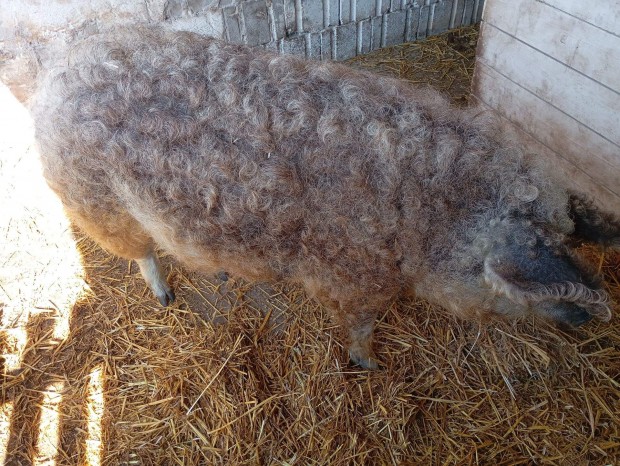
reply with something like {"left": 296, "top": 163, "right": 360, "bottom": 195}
{"left": 157, "top": 288, "right": 176, "bottom": 307}
{"left": 216, "top": 271, "right": 229, "bottom": 281}
{"left": 349, "top": 349, "right": 380, "bottom": 370}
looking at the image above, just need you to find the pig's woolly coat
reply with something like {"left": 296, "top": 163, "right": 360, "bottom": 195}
{"left": 34, "top": 26, "right": 610, "bottom": 340}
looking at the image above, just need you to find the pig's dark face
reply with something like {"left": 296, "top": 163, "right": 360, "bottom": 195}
{"left": 482, "top": 220, "right": 611, "bottom": 326}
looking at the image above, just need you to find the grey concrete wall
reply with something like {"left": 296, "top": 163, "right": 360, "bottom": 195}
{"left": 0, "top": 0, "right": 483, "bottom": 102}
{"left": 215, "top": 0, "right": 484, "bottom": 60}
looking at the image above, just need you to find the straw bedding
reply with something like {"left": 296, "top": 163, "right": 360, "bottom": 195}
{"left": 2, "top": 26, "right": 619, "bottom": 464}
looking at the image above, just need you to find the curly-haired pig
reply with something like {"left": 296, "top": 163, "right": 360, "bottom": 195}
{"left": 33, "top": 26, "right": 618, "bottom": 369}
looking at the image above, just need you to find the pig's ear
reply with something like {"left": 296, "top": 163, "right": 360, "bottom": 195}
{"left": 482, "top": 257, "right": 611, "bottom": 321}
{"left": 483, "top": 257, "right": 531, "bottom": 305}
{"left": 569, "top": 193, "right": 620, "bottom": 249}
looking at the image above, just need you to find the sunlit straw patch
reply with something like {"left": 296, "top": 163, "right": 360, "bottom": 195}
{"left": 0, "top": 403, "right": 13, "bottom": 465}
{"left": 0, "top": 82, "right": 86, "bottom": 343}
{"left": 34, "top": 382, "right": 64, "bottom": 466}
{"left": 1, "top": 327, "right": 27, "bottom": 373}
{"left": 86, "top": 365, "right": 105, "bottom": 466}
{"left": 0, "top": 81, "right": 89, "bottom": 463}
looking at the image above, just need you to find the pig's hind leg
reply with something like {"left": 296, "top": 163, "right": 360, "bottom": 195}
{"left": 68, "top": 207, "right": 175, "bottom": 306}
{"left": 136, "top": 253, "right": 176, "bottom": 306}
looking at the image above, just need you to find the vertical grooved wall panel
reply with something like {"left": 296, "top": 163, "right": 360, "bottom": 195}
{"left": 214, "top": 0, "right": 483, "bottom": 58}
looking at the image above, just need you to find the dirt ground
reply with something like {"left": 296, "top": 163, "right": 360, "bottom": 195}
{"left": 1, "top": 27, "right": 619, "bottom": 465}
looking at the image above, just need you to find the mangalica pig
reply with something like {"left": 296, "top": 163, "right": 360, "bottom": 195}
{"left": 34, "top": 26, "right": 617, "bottom": 369}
